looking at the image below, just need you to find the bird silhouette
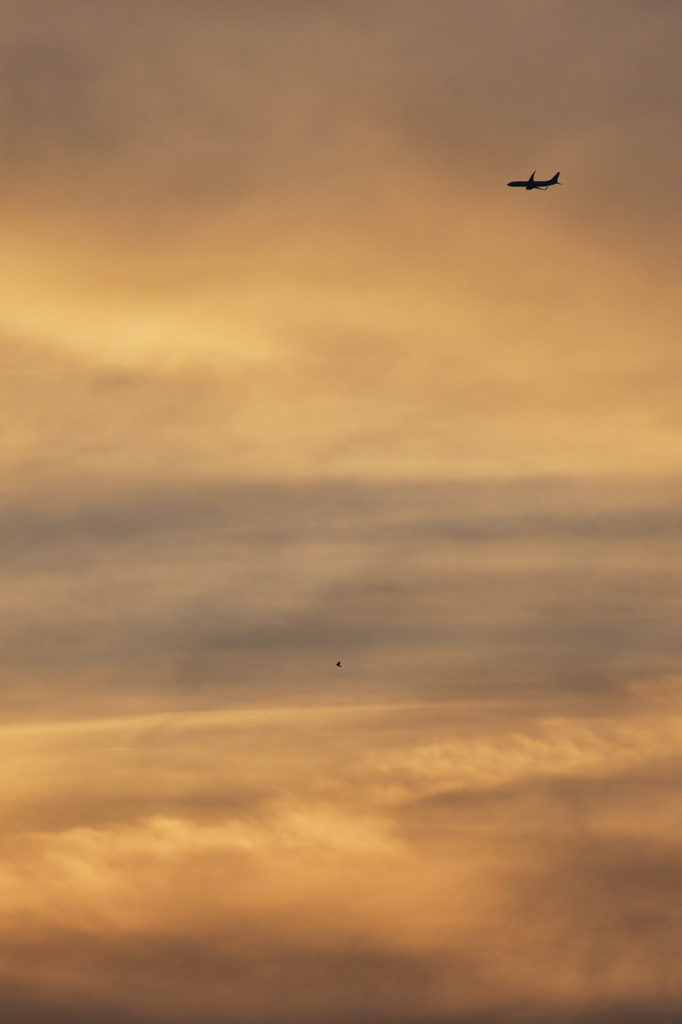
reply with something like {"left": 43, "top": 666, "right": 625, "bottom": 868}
{"left": 336, "top": 661, "right": 342, "bottom": 667}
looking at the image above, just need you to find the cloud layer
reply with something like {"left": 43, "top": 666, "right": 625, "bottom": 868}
{"left": 0, "top": 476, "right": 679, "bottom": 1020}
{"left": 1, "top": 686, "right": 682, "bottom": 1023}
{"left": 3, "top": 476, "right": 682, "bottom": 717}
{"left": 1, "top": 3, "right": 682, "bottom": 1021}
{"left": 0, "top": 3, "right": 681, "bottom": 476}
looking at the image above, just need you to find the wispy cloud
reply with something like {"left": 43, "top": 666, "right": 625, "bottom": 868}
{"left": 1, "top": 3, "right": 682, "bottom": 1020}
{"left": 1, "top": 476, "right": 682, "bottom": 716}
{"left": 0, "top": 684, "right": 681, "bottom": 1021}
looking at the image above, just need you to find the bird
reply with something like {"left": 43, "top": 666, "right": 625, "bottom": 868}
{"left": 336, "top": 661, "right": 342, "bottom": 667}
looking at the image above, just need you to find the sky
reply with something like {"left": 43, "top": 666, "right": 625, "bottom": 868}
{"left": 1, "top": 1, "right": 682, "bottom": 1021}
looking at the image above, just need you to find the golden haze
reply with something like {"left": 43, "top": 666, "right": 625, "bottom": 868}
{"left": 0, "top": 2, "right": 681, "bottom": 1022}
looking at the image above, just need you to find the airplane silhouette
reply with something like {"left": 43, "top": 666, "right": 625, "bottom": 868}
{"left": 336, "top": 661, "right": 342, "bottom": 667}
{"left": 507, "top": 171, "right": 561, "bottom": 191}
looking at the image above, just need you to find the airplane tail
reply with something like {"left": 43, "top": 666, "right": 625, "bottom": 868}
{"left": 550, "top": 171, "right": 561, "bottom": 184}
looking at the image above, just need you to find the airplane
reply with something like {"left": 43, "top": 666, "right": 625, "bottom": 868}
{"left": 507, "top": 171, "right": 561, "bottom": 191}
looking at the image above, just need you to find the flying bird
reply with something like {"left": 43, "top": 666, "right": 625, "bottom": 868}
{"left": 336, "top": 661, "right": 342, "bottom": 667}
{"left": 507, "top": 171, "right": 561, "bottom": 191}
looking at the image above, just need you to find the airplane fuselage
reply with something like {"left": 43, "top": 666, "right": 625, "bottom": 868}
{"left": 507, "top": 171, "right": 561, "bottom": 190}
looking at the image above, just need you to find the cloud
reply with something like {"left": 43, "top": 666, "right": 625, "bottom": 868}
{"left": 0, "top": 685, "right": 681, "bottom": 1021}
{"left": 1, "top": 473, "right": 682, "bottom": 719}
{"left": 0, "top": 1, "right": 680, "bottom": 485}
{"left": 0, "top": 5, "right": 682, "bottom": 1021}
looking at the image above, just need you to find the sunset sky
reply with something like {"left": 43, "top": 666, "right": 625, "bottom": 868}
{"left": 2, "top": 2, "right": 682, "bottom": 1022}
